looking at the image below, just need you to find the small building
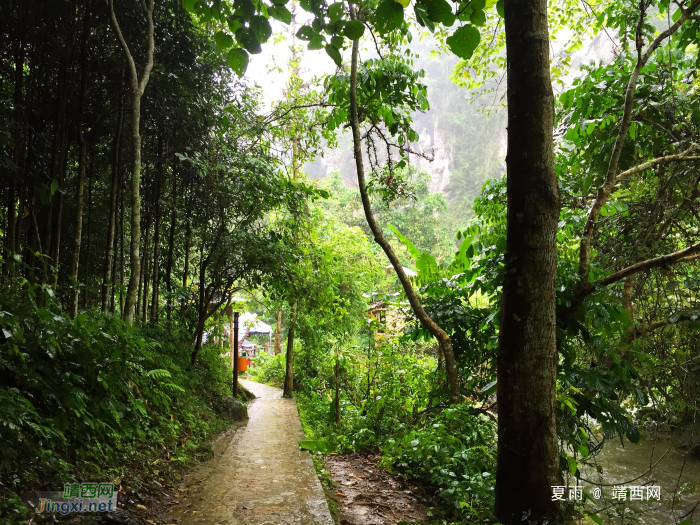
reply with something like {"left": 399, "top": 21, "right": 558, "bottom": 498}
{"left": 367, "top": 297, "right": 408, "bottom": 338}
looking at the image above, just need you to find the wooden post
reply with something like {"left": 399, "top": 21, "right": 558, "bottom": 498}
{"left": 233, "top": 311, "right": 239, "bottom": 399}
{"left": 230, "top": 312, "right": 234, "bottom": 371}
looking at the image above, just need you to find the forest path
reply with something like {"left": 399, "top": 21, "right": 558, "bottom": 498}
{"left": 170, "top": 379, "right": 333, "bottom": 524}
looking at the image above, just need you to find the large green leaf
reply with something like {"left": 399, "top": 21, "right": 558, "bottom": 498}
{"left": 299, "top": 439, "right": 333, "bottom": 454}
{"left": 308, "top": 34, "right": 325, "bottom": 50}
{"left": 325, "top": 44, "right": 342, "bottom": 66}
{"left": 327, "top": 2, "right": 345, "bottom": 21}
{"left": 387, "top": 224, "right": 420, "bottom": 258}
{"left": 445, "top": 24, "right": 480, "bottom": 59}
{"left": 182, "top": 0, "right": 197, "bottom": 13}
{"left": 296, "top": 25, "right": 317, "bottom": 41}
{"left": 268, "top": 4, "right": 292, "bottom": 23}
{"left": 241, "top": 29, "right": 262, "bottom": 54}
{"left": 342, "top": 20, "right": 365, "bottom": 39}
{"left": 250, "top": 16, "right": 272, "bottom": 43}
{"left": 375, "top": 0, "right": 404, "bottom": 34}
{"left": 214, "top": 31, "right": 234, "bottom": 50}
{"left": 226, "top": 48, "right": 250, "bottom": 76}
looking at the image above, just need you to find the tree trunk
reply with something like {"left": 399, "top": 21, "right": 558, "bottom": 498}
{"left": 119, "top": 168, "right": 125, "bottom": 315}
{"left": 165, "top": 170, "right": 177, "bottom": 320}
{"left": 495, "top": 1, "right": 563, "bottom": 522}
{"left": 347, "top": 29, "right": 460, "bottom": 404}
{"left": 151, "top": 134, "right": 163, "bottom": 322}
{"left": 69, "top": 139, "right": 87, "bottom": 318}
{"left": 274, "top": 309, "right": 282, "bottom": 354}
{"left": 108, "top": 0, "right": 155, "bottom": 326}
{"left": 141, "top": 221, "right": 151, "bottom": 324}
{"left": 102, "top": 62, "right": 125, "bottom": 311}
{"left": 82, "top": 149, "right": 94, "bottom": 309}
{"left": 282, "top": 303, "right": 297, "bottom": 398}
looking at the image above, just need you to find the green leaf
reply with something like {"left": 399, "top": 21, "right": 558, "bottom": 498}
{"left": 194, "top": 1, "right": 211, "bottom": 22}
{"left": 268, "top": 5, "right": 292, "bottom": 23}
{"left": 395, "top": 0, "right": 410, "bottom": 7}
{"left": 342, "top": 20, "right": 365, "bottom": 39}
{"left": 470, "top": 8, "right": 485, "bottom": 25}
{"left": 589, "top": 514, "right": 603, "bottom": 525}
{"left": 445, "top": 24, "right": 480, "bottom": 59}
{"left": 375, "top": 0, "right": 404, "bottom": 34}
{"left": 482, "top": 380, "right": 497, "bottom": 394}
{"left": 308, "top": 34, "right": 325, "bottom": 50}
{"left": 182, "top": 0, "right": 197, "bottom": 13}
{"left": 328, "top": 2, "right": 345, "bottom": 21}
{"left": 387, "top": 224, "right": 420, "bottom": 258}
{"left": 325, "top": 44, "right": 342, "bottom": 66}
{"left": 496, "top": 0, "right": 504, "bottom": 17}
{"left": 250, "top": 16, "right": 272, "bottom": 43}
{"left": 214, "top": 31, "right": 234, "bottom": 50}
{"left": 414, "top": 3, "right": 435, "bottom": 31}
{"left": 296, "top": 25, "right": 317, "bottom": 41}
{"left": 299, "top": 439, "right": 334, "bottom": 454}
{"left": 226, "top": 47, "right": 249, "bottom": 76}
{"left": 241, "top": 29, "right": 262, "bottom": 54}
{"left": 423, "top": 0, "right": 453, "bottom": 24}
{"left": 330, "top": 35, "right": 344, "bottom": 48}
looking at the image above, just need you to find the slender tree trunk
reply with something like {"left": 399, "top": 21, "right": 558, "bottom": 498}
{"left": 6, "top": 0, "right": 24, "bottom": 280}
{"left": 119, "top": 168, "right": 125, "bottom": 315}
{"left": 334, "top": 356, "right": 340, "bottom": 425}
{"left": 151, "top": 135, "right": 163, "bottom": 322}
{"left": 282, "top": 303, "right": 297, "bottom": 398}
{"left": 347, "top": 29, "right": 460, "bottom": 404}
{"left": 494, "top": 1, "right": 563, "bottom": 522}
{"left": 274, "top": 309, "right": 282, "bottom": 354}
{"left": 141, "top": 221, "right": 151, "bottom": 324}
{"left": 102, "top": 62, "right": 125, "bottom": 311}
{"left": 109, "top": 0, "right": 155, "bottom": 326}
{"left": 70, "top": 139, "right": 87, "bottom": 317}
{"left": 165, "top": 171, "right": 177, "bottom": 320}
{"left": 82, "top": 153, "right": 94, "bottom": 309}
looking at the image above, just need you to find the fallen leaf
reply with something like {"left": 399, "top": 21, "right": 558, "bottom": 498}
{"left": 213, "top": 506, "right": 222, "bottom": 510}
{"left": 136, "top": 504, "right": 147, "bottom": 511}
{"left": 146, "top": 520, "right": 156, "bottom": 524}
{"left": 191, "top": 511, "right": 200, "bottom": 514}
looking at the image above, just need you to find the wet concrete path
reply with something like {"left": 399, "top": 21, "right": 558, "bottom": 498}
{"left": 171, "top": 380, "right": 333, "bottom": 525}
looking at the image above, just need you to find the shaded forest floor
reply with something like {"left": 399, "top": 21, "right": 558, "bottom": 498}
{"left": 323, "top": 453, "right": 430, "bottom": 525}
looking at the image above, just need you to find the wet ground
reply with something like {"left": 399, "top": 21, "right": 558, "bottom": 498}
{"left": 324, "top": 453, "right": 428, "bottom": 525}
{"left": 167, "top": 379, "right": 333, "bottom": 524}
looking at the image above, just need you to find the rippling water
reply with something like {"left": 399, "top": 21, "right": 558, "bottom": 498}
{"left": 572, "top": 437, "right": 700, "bottom": 524}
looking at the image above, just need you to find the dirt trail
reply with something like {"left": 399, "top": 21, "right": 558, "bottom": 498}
{"left": 169, "top": 379, "right": 333, "bottom": 524}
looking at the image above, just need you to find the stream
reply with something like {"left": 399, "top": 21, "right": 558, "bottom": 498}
{"left": 576, "top": 436, "right": 700, "bottom": 524}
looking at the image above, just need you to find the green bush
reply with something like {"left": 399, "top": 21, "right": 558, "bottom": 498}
{"left": 381, "top": 406, "right": 497, "bottom": 522}
{"left": 0, "top": 284, "right": 234, "bottom": 520}
{"left": 248, "top": 352, "right": 286, "bottom": 387}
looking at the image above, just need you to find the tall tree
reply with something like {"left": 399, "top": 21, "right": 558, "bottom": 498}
{"left": 107, "top": 0, "right": 155, "bottom": 325}
{"left": 494, "top": 0, "right": 562, "bottom": 522}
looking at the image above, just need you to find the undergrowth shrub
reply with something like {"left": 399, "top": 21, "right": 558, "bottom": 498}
{"left": 381, "top": 405, "right": 497, "bottom": 522}
{"left": 0, "top": 283, "right": 233, "bottom": 521}
{"left": 247, "top": 352, "right": 286, "bottom": 387}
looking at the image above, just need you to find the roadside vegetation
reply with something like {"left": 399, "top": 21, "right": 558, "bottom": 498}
{"left": 2, "top": 0, "right": 700, "bottom": 524}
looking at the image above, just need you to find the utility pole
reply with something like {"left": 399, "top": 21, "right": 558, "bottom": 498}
{"left": 233, "top": 311, "right": 239, "bottom": 399}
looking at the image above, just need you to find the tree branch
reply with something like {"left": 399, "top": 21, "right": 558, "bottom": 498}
{"left": 577, "top": 0, "right": 700, "bottom": 279}
{"left": 596, "top": 241, "right": 700, "bottom": 287}
{"left": 615, "top": 147, "right": 700, "bottom": 182}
